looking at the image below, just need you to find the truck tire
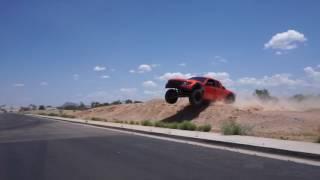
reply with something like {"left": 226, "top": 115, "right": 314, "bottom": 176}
{"left": 165, "top": 89, "right": 178, "bottom": 104}
{"left": 225, "top": 93, "right": 235, "bottom": 104}
{"left": 189, "top": 89, "right": 204, "bottom": 106}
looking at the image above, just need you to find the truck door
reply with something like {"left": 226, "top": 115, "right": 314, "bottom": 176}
{"left": 213, "top": 80, "right": 224, "bottom": 100}
{"left": 204, "top": 79, "right": 215, "bottom": 100}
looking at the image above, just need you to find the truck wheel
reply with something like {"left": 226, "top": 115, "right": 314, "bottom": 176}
{"left": 165, "top": 89, "right": 178, "bottom": 104}
{"left": 189, "top": 89, "right": 204, "bottom": 106}
{"left": 225, "top": 93, "right": 235, "bottom": 104}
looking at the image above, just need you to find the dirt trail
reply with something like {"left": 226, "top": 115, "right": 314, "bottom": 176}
{"left": 73, "top": 98, "right": 320, "bottom": 142}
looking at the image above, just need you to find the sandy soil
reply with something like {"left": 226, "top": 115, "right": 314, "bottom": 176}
{"left": 33, "top": 98, "right": 320, "bottom": 142}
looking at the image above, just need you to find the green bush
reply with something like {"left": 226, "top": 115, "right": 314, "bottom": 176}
{"left": 141, "top": 120, "right": 153, "bottom": 126}
{"left": 197, "top": 124, "right": 212, "bottom": 132}
{"left": 178, "top": 121, "right": 197, "bottom": 131}
{"left": 167, "top": 122, "right": 178, "bottom": 129}
{"left": 221, "top": 120, "right": 246, "bottom": 135}
{"left": 154, "top": 121, "right": 169, "bottom": 128}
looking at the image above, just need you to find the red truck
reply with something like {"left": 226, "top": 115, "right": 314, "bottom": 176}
{"left": 165, "top": 77, "right": 235, "bottom": 106}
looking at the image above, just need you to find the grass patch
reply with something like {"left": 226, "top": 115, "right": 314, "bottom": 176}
{"left": 60, "top": 114, "right": 76, "bottom": 118}
{"left": 47, "top": 113, "right": 59, "bottom": 117}
{"left": 178, "top": 121, "right": 197, "bottom": 131}
{"left": 141, "top": 120, "right": 153, "bottom": 126}
{"left": 167, "top": 122, "right": 178, "bottom": 129}
{"left": 91, "top": 117, "right": 105, "bottom": 121}
{"left": 197, "top": 124, "right": 212, "bottom": 132}
{"left": 221, "top": 120, "right": 247, "bottom": 135}
{"left": 154, "top": 121, "right": 166, "bottom": 127}
{"left": 114, "top": 120, "right": 124, "bottom": 123}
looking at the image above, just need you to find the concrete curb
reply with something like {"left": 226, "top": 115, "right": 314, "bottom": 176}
{"left": 30, "top": 114, "right": 320, "bottom": 162}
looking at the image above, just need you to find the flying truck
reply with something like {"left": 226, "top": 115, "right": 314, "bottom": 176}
{"left": 165, "top": 77, "right": 235, "bottom": 106}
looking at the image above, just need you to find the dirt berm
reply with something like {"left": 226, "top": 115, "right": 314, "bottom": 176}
{"left": 74, "top": 99, "right": 320, "bottom": 142}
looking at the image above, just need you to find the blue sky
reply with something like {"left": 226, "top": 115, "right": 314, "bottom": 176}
{"left": 1, "top": 0, "right": 320, "bottom": 106}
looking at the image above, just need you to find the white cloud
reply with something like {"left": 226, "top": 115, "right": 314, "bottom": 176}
{"left": 158, "top": 72, "right": 194, "bottom": 81}
{"left": 275, "top": 51, "right": 282, "bottom": 55}
{"left": 93, "top": 66, "right": 106, "bottom": 71}
{"left": 178, "top": 63, "right": 187, "bottom": 67}
{"left": 120, "top": 88, "right": 137, "bottom": 94}
{"left": 40, "top": 82, "right": 48, "bottom": 86}
{"left": 101, "top": 75, "right": 110, "bottom": 79}
{"left": 238, "top": 74, "right": 303, "bottom": 86}
{"left": 73, "top": 74, "right": 79, "bottom": 80}
{"left": 138, "top": 64, "right": 152, "bottom": 73}
{"left": 142, "top": 80, "right": 158, "bottom": 88}
{"left": 204, "top": 72, "right": 234, "bottom": 86}
{"left": 144, "top": 90, "right": 162, "bottom": 96}
{"left": 130, "top": 64, "right": 159, "bottom": 74}
{"left": 214, "top": 56, "right": 228, "bottom": 63}
{"left": 304, "top": 66, "right": 320, "bottom": 81}
{"left": 13, "top": 83, "right": 24, "bottom": 87}
{"left": 264, "top": 29, "right": 307, "bottom": 51}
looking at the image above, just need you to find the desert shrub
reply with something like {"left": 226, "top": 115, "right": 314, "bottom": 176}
{"left": 38, "top": 105, "right": 46, "bottom": 110}
{"left": 133, "top": 101, "right": 143, "bottom": 104}
{"left": 59, "top": 102, "right": 87, "bottom": 110}
{"left": 60, "top": 114, "right": 76, "bottom": 118}
{"left": 154, "top": 121, "right": 166, "bottom": 127}
{"left": 129, "top": 121, "right": 135, "bottom": 125}
{"left": 91, "top": 117, "right": 105, "bottom": 121}
{"left": 316, "top": 136, "right": 320, "bottom": 143}
{"left": 135, "top": 121, "right": 140, "bottom": 125}
{"left": 221, "top": 120, "right": 246, "bottom": 135}
{"left": 141, "top": 120, "right": 153, "bottom": 126}
{"left": 48, "top": 113, "right": 59, "bottom": 116}
{"left": 125, "top": 99, "right": 133, "bottom": 104}
{"left": 39, "top": 112, "right": 47, "bottom": 115}
{"left": 178, "top": 121, "right": 197, "bottom": 131}
{"left": 167, "top": 122, "right": 178, "bottom": 129}
{"left": 197, "top": 124, "right": 212, "bottom": 132}
{"left": 91, "top": 102, "right": 100, "bottom": 108}
{"left": 111, "top": 100, "right": 122, "bottom": 105}
{"left": 254, "top": 89, "right": 278, "bottom": 102}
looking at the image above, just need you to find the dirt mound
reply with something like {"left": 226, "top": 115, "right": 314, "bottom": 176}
{"left": 74, "top": 98, "right": 320, "bottom": 142}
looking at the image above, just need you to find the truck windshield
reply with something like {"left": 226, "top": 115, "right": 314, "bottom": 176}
{"left": 188, "top": 77, "right": 207, "bottom": 82}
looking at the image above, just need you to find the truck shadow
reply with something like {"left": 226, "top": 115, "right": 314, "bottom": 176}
{"left": 162, "top": 103, "right": 210, "bottom": 122}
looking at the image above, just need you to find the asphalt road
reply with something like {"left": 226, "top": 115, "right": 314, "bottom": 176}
{"left": 0, "top": 113, "right": 319, "bottom": 180}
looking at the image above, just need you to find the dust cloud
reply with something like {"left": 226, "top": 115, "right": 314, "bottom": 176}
{"left": 234, "top": 96, "right": 320, "bottom": 112}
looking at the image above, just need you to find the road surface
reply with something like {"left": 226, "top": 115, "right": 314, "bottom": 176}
{"left": 0, "top": 113, "right": 319, "bottom": 180}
